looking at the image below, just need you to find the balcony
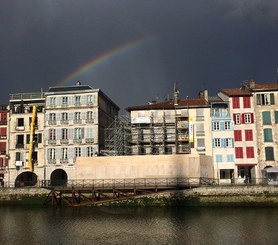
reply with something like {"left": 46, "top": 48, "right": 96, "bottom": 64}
{"left": 178, "top": 135, "right": 189, "bottom": 141}
{"left": 85, "top": 138, "right": 94, "bottom": 143}
{"left": 73, "top": 119, "right": 82, "bottom": 124}
{"left": 48, "top": 120, "right": 57, "bottom": 125}
{"left": 48, "top": 140, "right": 57, "bottom": 145}
{"left": 60, "top": 159, "right": 69, "bottom": 164}
{"left": 86, "top": 119, "right": 94, "bottom": 124}
{"left": 196, "top": 130, "right": 205, "bottom": 136}
{"left": 196, "top": 116, "right": 204, "bottom": 121}
{"left": 60, "top": 139, "right": 69, "bottom": 144}
{"left": 16, "top": 144, "right": 24, "bottom": 149}
{"left": 60, "top": 120, "right": 69, "bottom": 125}
{"left": 73, "top": 139, "right": 82, "bottom": 144}
{"left": 15, "top": 126, "right": 25, "bottom": 131}
{"left": 0, "top": 135, "right": 7, "bottom": 140}
{"left": 48, "top": 159, "right": 56, "bottom": 164}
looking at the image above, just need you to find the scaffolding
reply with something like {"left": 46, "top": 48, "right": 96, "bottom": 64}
{"left": 103, "top": 110, "right": 191, "bottom": 156}
{"left": 102, "top": 115, "right": 132, "bottom": 156}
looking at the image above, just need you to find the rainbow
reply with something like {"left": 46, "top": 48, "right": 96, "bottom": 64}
{"left": 58, "top": 36, "right": 156, "bottom": 86}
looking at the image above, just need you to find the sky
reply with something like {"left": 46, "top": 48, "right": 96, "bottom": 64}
{"left": 1, "top": 0, "right": 278, "bottom": 113}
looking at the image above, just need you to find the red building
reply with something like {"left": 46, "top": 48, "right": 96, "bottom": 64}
{"left": 0, "top": 105, "right": 8, "bottom": 186}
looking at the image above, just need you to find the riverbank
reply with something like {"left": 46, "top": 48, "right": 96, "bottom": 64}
{"left": 1, "top": 186, "right": 278, "bottom": 206}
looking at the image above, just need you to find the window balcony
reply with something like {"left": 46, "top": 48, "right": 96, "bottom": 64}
{"left": 85, "top": 138, "right": 94, "bottom": 143}
{"left": 60, "top": 139, "right": 69, "bottom": 144}
{"left": 196, "top": 130, "right": 205, "bottom": 136}
{"left": 16, "top": 144, "right": 24, "bottom": 149}
{"left": 0, "top": 121, "right": 7, "bottom": 125}
{"left": 15, "top": 126, "right": 25, "bottom": 131}
{"left": 48, "top": 159, "right": 56, "bottom": 164}
{"left": 60, "top": 120, "right": 69, "bottom": 125}
{"left": 73, "top": 119, "right": 82, "bottom": 124}
{"left": 73, "top": 139, "right": 82, "bottom": 144}
{"left": 48, "top": 120, "right": 57, "bottom": 125}
{"left": 60, "top": 159, "right": 69, "bottom": 164}
{"left": 86, "top": 119, "right": 94, "bottom": 124}
{"left": 0, "top": 150, "right": 6, "bottom": 155}
{"left": 0, "top": 135, "right": 7, "bottom": 140}
{"left": 48, "top": 140, "right": 56, "bottom": 145}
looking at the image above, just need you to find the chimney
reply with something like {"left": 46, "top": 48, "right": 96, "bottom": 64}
{"left": 173, "top": 82, "right": 179, "bottom": 106}
{"left": 199, "top": 89, "right": 208, "bottom": 101}
{"left": 248, "top": 79, "right": 255, "bottom": 89}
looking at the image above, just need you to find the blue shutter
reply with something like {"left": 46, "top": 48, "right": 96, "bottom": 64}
{"left": 221, "top": 138, "right": 225, "bottom": 148}
{"left": 275, "top": 111, "right": 278, "bottom": 124}
{"left": 262, "top": 111, "right": 271, "bottom": 125}
{"left": 220, "top": 122, "right": 224, "bottom": 130}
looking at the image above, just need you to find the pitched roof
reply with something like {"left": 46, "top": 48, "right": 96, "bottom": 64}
{"left": 253, "top": 83, "right": 278, "bottom": 91}
{"left": 220, "top": 89, "right": 252, "bottom": 97}
{"left": 126, "top": 98, "right": 209, "bottom": 111}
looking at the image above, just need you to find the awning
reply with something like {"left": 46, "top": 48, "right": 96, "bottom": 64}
{"left": 264, "top": 166, "right": 278, "bottom": 173}
{"left": 235, "top": 163, "right": 257, "bottom": 166}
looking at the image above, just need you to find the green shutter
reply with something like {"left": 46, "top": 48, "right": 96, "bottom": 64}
{"left": 270, "top": 93, "right": 275, "bottom": 105}
{"left": 275, "top": 111, "right": 278, "bottom": 124}
{"left": 264, "top": 128, "right": 273, "bottom": 142}
{"left": 262, "top": 111, "right": 271, "bottom": 125}
{"left": 265, "top": 147, "right": 274, "bottom": 161}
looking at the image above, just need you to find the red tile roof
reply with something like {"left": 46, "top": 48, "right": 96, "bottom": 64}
{"left": 126, "top": 98, "right": 209, "bottom": 111}
{"left": 220, "top": 89, "right": 252, "bottom": 97}
{"left": 253, "top": 83, "right": 278, "bottom": 90}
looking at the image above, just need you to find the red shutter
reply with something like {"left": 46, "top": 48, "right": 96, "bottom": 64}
{"left": 246, "top": 147, "right": 254, "bottom": 158}
{"left": 243, "top": 97, "right": 251, "bottom": 108}
{"left": 232, "top": 97, "right": 240, "bottom": 108}
{"left": 241, "top": 114, "right": 245, "bottom": 124}
{"left": 235, "top": 147, "right": 243, "bottom": 158}
{"left": 245, "top": 130, "right": 253, "bottom": 141}
{"left": 233, "top": 114, "right": 236, "bottom": 123}
{"left": 0, "top": 142, "right": 5, "bottom": 151}
{"left": 250, "top": 113, "right": 254, "bottom": 123}
{"left": 234, "top": 130, "right": 242, "bottom": 141}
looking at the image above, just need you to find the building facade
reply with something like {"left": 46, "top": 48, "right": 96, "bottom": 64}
{"left": 44, "top": 84, "right": 119, "bottom": 181}
{"left": 0, "top": 105, "right": 8, "bottom": 186}
{"left": 218, "top": 88, "right": 258, "bottom": 183}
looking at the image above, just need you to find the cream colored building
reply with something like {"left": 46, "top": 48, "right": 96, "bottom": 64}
{"left": 44, "top": 83, "right": 119, "bottom": 183}
{"left": 7, "top": 92, "right": 45, "bottom": 186}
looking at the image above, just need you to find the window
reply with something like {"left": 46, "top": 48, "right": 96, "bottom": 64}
{"left": 213, "top": 138, "right": 221, "bottom": 147}
{"left": 243, "top": 97, "right": 251, "bottom": 108}
{"left": 75, "top": 147, "right": 81, "bottom": 157}
{"left": 233, "top": 114, "right": 241, "bottom": 124}
{"left": 87, "top": 111, "right": 93, "bottom": 119}
{"left": 74, "top": 128, "right": 83, "bottom": 139}
{"left": 224, "top": 121, "right": 231, "bottom": 130}
{"left": 244, "top": 113, "right": 251, "bottom": 123}
{"left": 49, "top": 148, "right": 55, "bottom": 159}
{"left": 246, "top": 147, "right": 254, "bottom": 158}
{"left": 220, "top": 170, "right": 231, "bottom": 179}
{"left": 75, "top": 96, "right": 81, "bottom": 105}
{"left": 257, "top": 93, "right": 275, "bottom": 105}
{"left": 225, "top": 138, "right": 233, "bottom": 147}
{"left": 49, "top": 129, "right": 56, "bottom": 140}
{"left": 87, "top": 95, "right": 95, "bottom": 104}
{"left": 61, "top": 112, "right": 68, "bottom": 121}
{"left": 227, "top": 154, "right": 234, "bottom": 162}
{"left": 75, "top": 112, "right": 81, "bottom": 120}
{"left": 262, "top": 111, "right": 271, "bottom": 125}
{"left": 234, "top": 130, "right": 242, "bottom": 141}
{"left": 62, "top": 128, "right": 68, "bottom": 140}
{"left": 265, "top": 147, "right": 274, "bottom": 161}
{"left": 235, "top": 147, "right": 243, "bottom": 158}
{"left": 50, "top": 97, "right": 56, "bottom": 106}
{"left": 62, "top": 97, "right": 68, "bottom": 106}
{"left": 245, "top": 130, "right": 253, "bottom": 141}
{"left": 197, "top": 138, "right": 205, "bottom": 147}
{"left": 264, "top": 128, "right": 273, "bottom": 142}
{"left": 196, "top": 108, "right": 204, "bottom": 121}
{"left": 212, "top": 122, "right": 220, "bottom": 131}
{"left": 87, "top": 147, "right": 95, "bottom": 157}
{"left": 232, "top": 97, "right": 240, "bottom": 108}
{"left": 16, "top": 152, "right": 21, "bottom": 161}
{"left": 50, "top": 113, "right": 56, "bottom": 121}
{"left": 16, "top": 135, "right": 24, "bottom": 146}
{"left": 215, "top": 155, "right": 223, "bottom": 162}
{"left": 62, "top": 148, "right": 68, "bottom": 159}
{"left": 17, "top": 118, "right": 24, "bottom": 126}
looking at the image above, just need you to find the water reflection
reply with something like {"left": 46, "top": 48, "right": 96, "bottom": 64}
{"left": 0, "top": 206, "right": 277, "bottom": 244}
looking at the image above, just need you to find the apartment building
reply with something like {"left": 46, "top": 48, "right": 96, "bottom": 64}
{"left": 218, "top": 88, "right": 258, "bottom": 183}
{"left": 44, "top": 83, "right": 119, "bottom": 182}
{"left": 0, "top": 105, "right": 8, "bottom": 186}
{"left": 8, "top": 92, "right": 45, "bottom": 186}
{"left": 210, "top": 101, "right": 235, "bottom": 183}
{"left": 125, "top": 90, "right": 212, "bottom": 157}
{"left": 243, "top": 81, "right": 278, "bottom": 175}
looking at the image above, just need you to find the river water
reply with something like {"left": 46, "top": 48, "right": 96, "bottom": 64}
{"left": 0, "top": 206, "right": 277, "bottom": 245}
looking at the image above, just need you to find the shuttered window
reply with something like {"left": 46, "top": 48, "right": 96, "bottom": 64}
{"left": 234, "top": 130, "right": 242, "bottom": 141}
{"left": 243, "top": 97, "right": 251, "bottom": 108}
{"left": 232, "top": 97, "right": 240, "bottom": 108}
{"left": 262, "top": 111, "right": 271, "bottom": 125}
{"left": 264, "top": 128, "right": 273, "bottom": 142}
{"left": 246, "top": 147, "right": 254, "bottom": 158}
{"left": 235, "top": 147, "right": 243, "bottom": 158}
{"left": 265, "top": 147, "right": 274, "bottom": 161}
{"left": 245, "top": 130, "right": 253, "bottom": 141}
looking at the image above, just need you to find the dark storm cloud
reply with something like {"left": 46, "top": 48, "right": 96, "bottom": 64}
{"left": 1, "top": 0, "right": 278, "bottom": 112}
